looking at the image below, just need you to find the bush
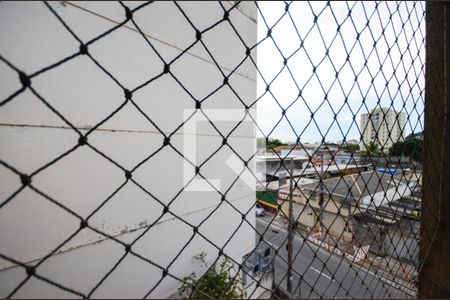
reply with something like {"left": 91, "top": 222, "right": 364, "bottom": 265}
{"left": 178, "top": 252, "right": 247, "bottom": 299}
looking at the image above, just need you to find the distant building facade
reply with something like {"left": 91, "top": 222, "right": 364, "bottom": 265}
{"left": 360, "top": 108, "right": 406, "bottom": 151}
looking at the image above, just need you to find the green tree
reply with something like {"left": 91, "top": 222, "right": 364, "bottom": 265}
{"left": 256, "top": 137, "right": 287, "bottom": 150}
{"left": 178, "top": 252, "right": 246, "bottom": 299}
{"left": 342, "top": 143, "right": 360, "bottom": 153}
{"left": 388, "top": 138, "right": 423, "bottom": 162}
{"left": 360, "top": 140, "right": 381, "bottom": 157}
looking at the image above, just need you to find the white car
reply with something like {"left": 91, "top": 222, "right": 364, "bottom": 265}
{"left": 255, "top": 203, "right": 265, "bottom": 217}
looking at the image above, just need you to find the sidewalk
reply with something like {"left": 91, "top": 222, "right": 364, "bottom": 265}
{"left": 304, "top": 229, "right": 369, "bottom": 262}
{"left": 309, "top": 229, "right": 418, "bottom": 289}
{"left": 259, "top": 214, "right": 417, "bottom": 295}
{"left": 260, "top": 213, "right": 290, "bottom": 231}
{"left": 359, "top": 252, "right": 418, "bottom": 287}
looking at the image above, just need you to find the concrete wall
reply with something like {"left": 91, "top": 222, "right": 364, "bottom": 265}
{"left": 280, "top": 200, "right": 316, "bottom": 229}
{"left": 0, "top": 1, "right": 257, "bottom": 298}
{"left": 279, "top": 195, "right": 351, "bottom": 241}
{"left": 279, "top": 191, "right": 352, "bottom": 237}
{"left": 385, "top": 220, "right": 419, "bottom": 263}
{"left": 353, "top": 221, "right": 387, "bottom": 255}
{"left": 385, "top": 232, "right": 418, "bottom": 263}
{"left": 279, "top": 190, "right": 317, "bottom": 229}
{"left": 321, "top": 211, "right": 352, "bottom": 241}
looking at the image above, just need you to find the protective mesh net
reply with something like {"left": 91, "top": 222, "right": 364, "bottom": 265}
{"left": 0, "top": 1, "right": 435, "bottom": 299}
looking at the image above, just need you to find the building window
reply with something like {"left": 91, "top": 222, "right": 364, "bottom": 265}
{"left": 253, "top": 264, "right": 259, "bottom": 277}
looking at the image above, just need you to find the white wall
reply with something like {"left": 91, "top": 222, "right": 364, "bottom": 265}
{"left": 0, "top": 1, "right": 257, "bottom": 298}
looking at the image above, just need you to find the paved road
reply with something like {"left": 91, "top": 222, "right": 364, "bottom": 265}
{"left": 255, "top": 215, "right": 415, "bottom": 299}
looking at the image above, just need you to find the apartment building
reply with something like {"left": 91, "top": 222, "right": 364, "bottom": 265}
{"left": 360, "top": 108, "right": 406, "bottom": 151}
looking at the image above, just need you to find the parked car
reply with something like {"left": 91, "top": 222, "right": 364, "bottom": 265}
{"left": 255, "top": 203, "right": 265, "bottom": 217}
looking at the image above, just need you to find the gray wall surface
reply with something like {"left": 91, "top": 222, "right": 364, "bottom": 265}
{"left": 0, "top": 1, "right": 258, "bottom": 298}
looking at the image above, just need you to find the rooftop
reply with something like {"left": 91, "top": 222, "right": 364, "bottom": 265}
{"left": 255, "top": 154, "right": 309, "bottom": 162}
{"left": 257, "top": 177, "right": 317, "bottom": 191}
{"left": 300, "top": 171, "right": 416, "bottom": 208}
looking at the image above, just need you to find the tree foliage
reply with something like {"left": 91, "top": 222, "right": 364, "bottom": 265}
{"left": 342, "top": 143, "right": 360, "bottom": 153}
{"left": 388, "top": 138, "right": 423, "bottom": 162}
{"left": 360, "top": 140, "right": 381, "bottom": 157}
{"left": 257, "top": 137, "right": 287, "bottom": 150}
{"left": 178, "top": 252, "right": 246, "bottom": 299}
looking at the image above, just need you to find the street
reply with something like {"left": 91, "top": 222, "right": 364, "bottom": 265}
{"left": 255, "top": 215, "right": 415, "bottom": 299}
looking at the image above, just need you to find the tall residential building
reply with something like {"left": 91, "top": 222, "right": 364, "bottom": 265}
{"left": 360, "top": 108, "right": 406, "bottom": 151}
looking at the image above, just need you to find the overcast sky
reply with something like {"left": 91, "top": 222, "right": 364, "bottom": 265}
{"left": 255, "top": 1, "right": 425, "bottom": 144}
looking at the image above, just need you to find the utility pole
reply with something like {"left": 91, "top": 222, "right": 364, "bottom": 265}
{"left": 319, "top": 147, "right": 325, "bottom": 235}
{"left": 287, "top": 157, "right": 294, "bottom": 294}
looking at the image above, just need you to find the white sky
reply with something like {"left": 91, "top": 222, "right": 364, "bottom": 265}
{"left": 255, "top": 1, "right": 425, "bottom": 143}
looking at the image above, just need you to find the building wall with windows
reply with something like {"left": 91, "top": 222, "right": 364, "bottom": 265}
{"left": 360, "top": 108, "right": 406, "bottom": 151}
